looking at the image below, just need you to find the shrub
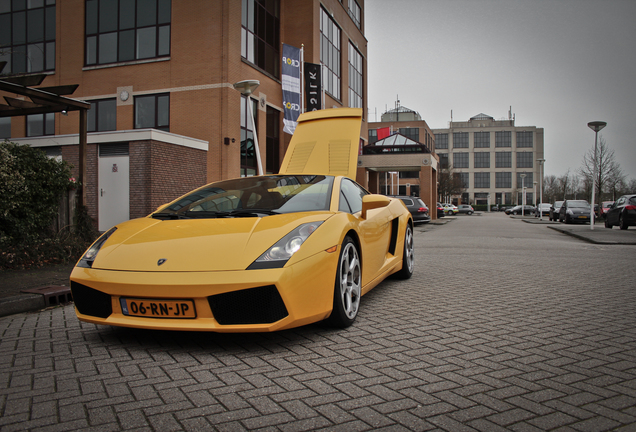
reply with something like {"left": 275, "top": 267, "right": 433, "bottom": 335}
{"left": 0, "top": 141, "right": 97, "bottom": 269}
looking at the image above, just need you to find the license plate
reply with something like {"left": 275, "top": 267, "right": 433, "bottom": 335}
{"left": 578, "top": 215, "right": 589, "bottom": 219}
{"left": 120, "top": 298, "right": 196, "bottom": 318}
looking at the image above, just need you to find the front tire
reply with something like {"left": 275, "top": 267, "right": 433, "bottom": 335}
{"left": 620, "top": 215, "right": 628, "bottom": 230}
{"left": 394, "top": 224, "right": 414, "bottom": 280}
{"left": 326, "top": 236, "right": 361, "bottom": 328}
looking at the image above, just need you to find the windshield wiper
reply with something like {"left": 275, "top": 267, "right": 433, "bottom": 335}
{"left": 151, "top": 212, "right": 187, "bottom": 220}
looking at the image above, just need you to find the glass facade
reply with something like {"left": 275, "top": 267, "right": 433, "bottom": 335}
{"left": 85, "top": 0, "right": 171, "bottom": 66}
{"left": 320, "top": 7, "right": 340, "bottom": 99}
{"left": 516, "top": 131, "right": 533, "bottom": 148}
{"left": 495, "top": 172, "right": 511, "bottom": 188}
{"left": 453, "top": 132, "right": 469, "bottom": 148}
{"left": 0, "top": 0, "right": 56, "bottom": 74}
{"left": 474, "top": 131, "right": 490, "bottom": 148}
{"left": 516, "top": 151, "right": 534, "bottom": 168}
{"left": 453, "top": 152, "right": 469, "bottom": 168}
{"left": 495, "top": 151, "right": 511, "bottom": 168}
{"left": 348, "top": 42, "right": 363, "bottom": 109}
{"left": 474, "top": 152, "right": 490, "bottom": 168}
{"left": 241, "top": 0, "right": 279, "bottom": 77}
{"left": 495, "top": 131, "right": 511, "bottom": 147}
{"left": 474, "top": 172, "right": 490, "bottom": 188}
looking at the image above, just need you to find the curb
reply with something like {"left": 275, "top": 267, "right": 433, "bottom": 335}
{"left": 547, "top": 225, "right": 636, "bottom": 245}
{"left": 0, "top": 293, "right": 46, "bottom": 318}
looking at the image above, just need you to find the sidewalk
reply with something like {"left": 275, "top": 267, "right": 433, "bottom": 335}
{"left": 515, "top": 215, "right": 636, "bottom": 245}
{"left": 0, "top": 262, "right": 75, "bottom": 317}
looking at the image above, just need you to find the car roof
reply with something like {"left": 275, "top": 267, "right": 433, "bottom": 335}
{"left": 278, "top": 108, "right": 363, "bottom": 179}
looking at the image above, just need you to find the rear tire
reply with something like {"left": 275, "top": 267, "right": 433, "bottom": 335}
{"left": 394, "top": 224, "right": 414, "bottom": 280}
{"left": 326, "top": 236, "right": 361, "bottom": 328}
{"left": 605, "top": 218, "right": 612, "bottom": 229}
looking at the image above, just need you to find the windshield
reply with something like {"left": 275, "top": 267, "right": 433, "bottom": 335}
{"left": 153, "top": 175, "right": 334, "bottom": 219}
{"left": 568, "top": 200, "right": 590, "bottom": 209}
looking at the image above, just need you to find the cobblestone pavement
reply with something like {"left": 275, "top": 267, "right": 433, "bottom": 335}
{"left": 1, "top": 213, "right": 635, "bottom": 431}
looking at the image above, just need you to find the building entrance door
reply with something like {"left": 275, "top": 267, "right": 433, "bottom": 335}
{"left": 98, "top": 150, "right": 130, "bottom": 232}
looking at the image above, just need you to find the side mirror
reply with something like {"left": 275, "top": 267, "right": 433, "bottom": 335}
{"left": 361, "top": 194, "right": 391, "bottom": 219}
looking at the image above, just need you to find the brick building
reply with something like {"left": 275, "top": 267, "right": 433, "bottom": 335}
{"left": 1, "top": 0, "right": 368, "bottom": 230}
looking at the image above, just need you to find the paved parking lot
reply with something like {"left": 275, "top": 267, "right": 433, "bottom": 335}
{"left": 1, "top": 212, "right": 635, "bottom": 431}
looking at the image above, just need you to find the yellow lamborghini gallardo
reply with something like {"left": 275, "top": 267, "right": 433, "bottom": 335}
{"left": 70, "top": 108, "right": 414, "bottom": 332}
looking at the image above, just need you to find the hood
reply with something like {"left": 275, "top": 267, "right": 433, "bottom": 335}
{"left": 91, "top": 213, "right": 332, "bottom": 272}
{"left": 278, "top": 108, "right": 362, "bottom": 179}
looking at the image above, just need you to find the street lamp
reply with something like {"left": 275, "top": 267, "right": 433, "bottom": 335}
{"left": 587, "top": 121, "right": 607, "bottom": 230}
{"left": 537, "top": 158, "right": 545, "bottom": 220}
{"left": 520, "top": 173, "right": 526, "bottom": 216}
{"left": 233, "top": 80, "right": 263, "bottom": 176}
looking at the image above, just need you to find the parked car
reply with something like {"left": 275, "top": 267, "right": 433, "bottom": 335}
{"left": 69, "top": 108, "right": 415, "bottom": 333}
{"left": 436, "top": 202, "right": 445, "bottom": 218}
{"left": 559, "top": 200, "right": 591, "bottom": 224}
{"left": 535, "top": 203, "right": 551, "bottom": 217}
{"left": 604, "top": 194, "right": 636, "bottom": 230}
{"left": 506, "top": 205, "right": 535, "bottom": 215}
{"left": 457, "top": 204, "right": 474, "bottom": 215}
{"left": 550, "top": 201, "right": 564, "bottom": 221}
{"left": 498, "top": 205, "right": 514, "bottom": 213}
{"left": 392, "top": 196, "right": 430, "bottom": 224}
{"left": 442, "top": 203, "right": 458, "bottom": 215}
{"left": 600, "top": 201, "right": 614, "bottom": 219}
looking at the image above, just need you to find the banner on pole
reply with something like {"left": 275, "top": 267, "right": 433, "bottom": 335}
{"left": 304, "top": 62, "right": 322, "bottom": 112}
{"left": 282, "top": 43, "right": 301, "bottom": 135}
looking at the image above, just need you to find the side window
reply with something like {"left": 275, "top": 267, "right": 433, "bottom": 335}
{"left": 340, "top": 178, "right": 367, "bottom": 214}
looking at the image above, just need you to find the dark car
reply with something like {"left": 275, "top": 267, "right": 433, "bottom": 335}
{"left": 559, "top": 200, "right": 591, "bottom": 224}
{"left": 436, "top": 202, "right": 445, "bottom": 218}
{"left": 550, "top": 201, "right": 564, "bottom": 221}
{"left": 457, "top": 204, "right": 474, "bottom": 215}
{"left": 393, "top": 196, "right": 430, "bottom": 224}
{"left": 604, "top": 194, "right": 636, "bottom": 230}
{"left": 506, "top": 205, "right": 535, "bottom": 215}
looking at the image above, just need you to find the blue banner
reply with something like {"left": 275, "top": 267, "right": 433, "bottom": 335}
{"left": 282, "top": 43, "right": 301, "bottom": 135}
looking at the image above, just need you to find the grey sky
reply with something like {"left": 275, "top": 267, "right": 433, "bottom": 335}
{"left": 365, "top": 0, "right": 636, "bottom": 180}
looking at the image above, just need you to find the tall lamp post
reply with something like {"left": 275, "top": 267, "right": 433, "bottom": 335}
{"left": 233, "top": 80, "right": 263, "bottom": 176}
{"left": 587, "top": 121, "right": 607, "bottom": 230}
{"left": 520, "top": 173, "right": 526, "bottom": 216}
{"left": 537, "top": 158, "right": 545, "bottom": 220}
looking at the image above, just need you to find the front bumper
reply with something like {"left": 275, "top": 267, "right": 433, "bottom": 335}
{"left": 70, "top": 249, "right": 339, "bottom": 332}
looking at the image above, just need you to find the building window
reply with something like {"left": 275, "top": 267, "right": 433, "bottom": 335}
{"left": 265, "top": 106, "right": 279, "bottom": 174}
{"left": 134, "top": 93, "right": 169, "bottom": 131}
{"left": 516, "top": 151, "right": 533, "bottom": 168}
{"left": 457, "top": 172, "right": 469, "bottom": 188}
{"left": 347, "top": 0, "right": 361, "bottom": 28}
{"left": 241, "top": 95, "right": 258, "bottom": 177}
{"left": 0, "top": 118, "right": 10, "bottom": 139}
{"left": 438, "top": 152, "right": 448, "bottom": 169}
{"left": 495, "top": 151, "right": 511, "bottom": 168}
{"left": 516, "top": 131, "right": 533, "bottom": 148}
{"left": 474, "top": 131, "right": 490, "bottom": 148}
{"left": 241, "top": 0, "right": 279, "bottom": 77}
{"left": 368, "top": 129, "right": 377, "bottom": 145}
{"left": 0, "top": 1, "right": 56, "bottom": 74}
{"left": 399, "top": 171, "right": 420, "bottom": 179}
{"left": 399, "top": 128, "right": 419, "bottom": 142}
{"left": 495, "top": 172, "right": 511, "bottom": 188}
{"left": 474, "top": 172, "right": 490, "bottom": 188}
{"left": 474, "top": 152, "right": 490, "bottom": 168}
{"left": 26, "top": 113, "right": 54, "bottom": 137}
{"left": 453, "top": 132, "right": 468, "bottom": 148}
{"left": 495, "top": 131, "right": 511, "bottom": 147}
{"left": 348, "top": 42, "right": 362, "bottom": 109}
{"left": 516, "top": 172, "right": 533, "bottom": 188}
{"left": 435, "top": 133, "right": 448, "bottom": 149}
{"left": 88, "top": 99, "right": 117, "bottom": 132}
{"left": 320, "top": 7, "right": 340, "bottom": 99}
{"left": 453, "top": 152, "right": 469, "bottom": 168}
{"left": 85, "top": 0, "right": 171, "bottom": 66}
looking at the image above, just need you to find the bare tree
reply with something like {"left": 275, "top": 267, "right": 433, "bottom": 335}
{"left": 557, "top": 170, "right": 572, "bottom": 200}
{"left": 579, "top": 135, "right": 623, "bottom": 202}
{"left": 543, "top": 175, "right": 558, "bottom": 203}
{"left": 437, "top": 165, "right": 464, "bottom": 203}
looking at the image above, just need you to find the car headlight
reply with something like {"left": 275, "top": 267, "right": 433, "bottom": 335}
{"left": 77, "top": 227, "right": 117, "bottom": 268}
{"left": 248, "top": 222, "right": 323, "bottom": 270}
{"left": 567, "top": 209, "right": 574, "bottom": 215}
